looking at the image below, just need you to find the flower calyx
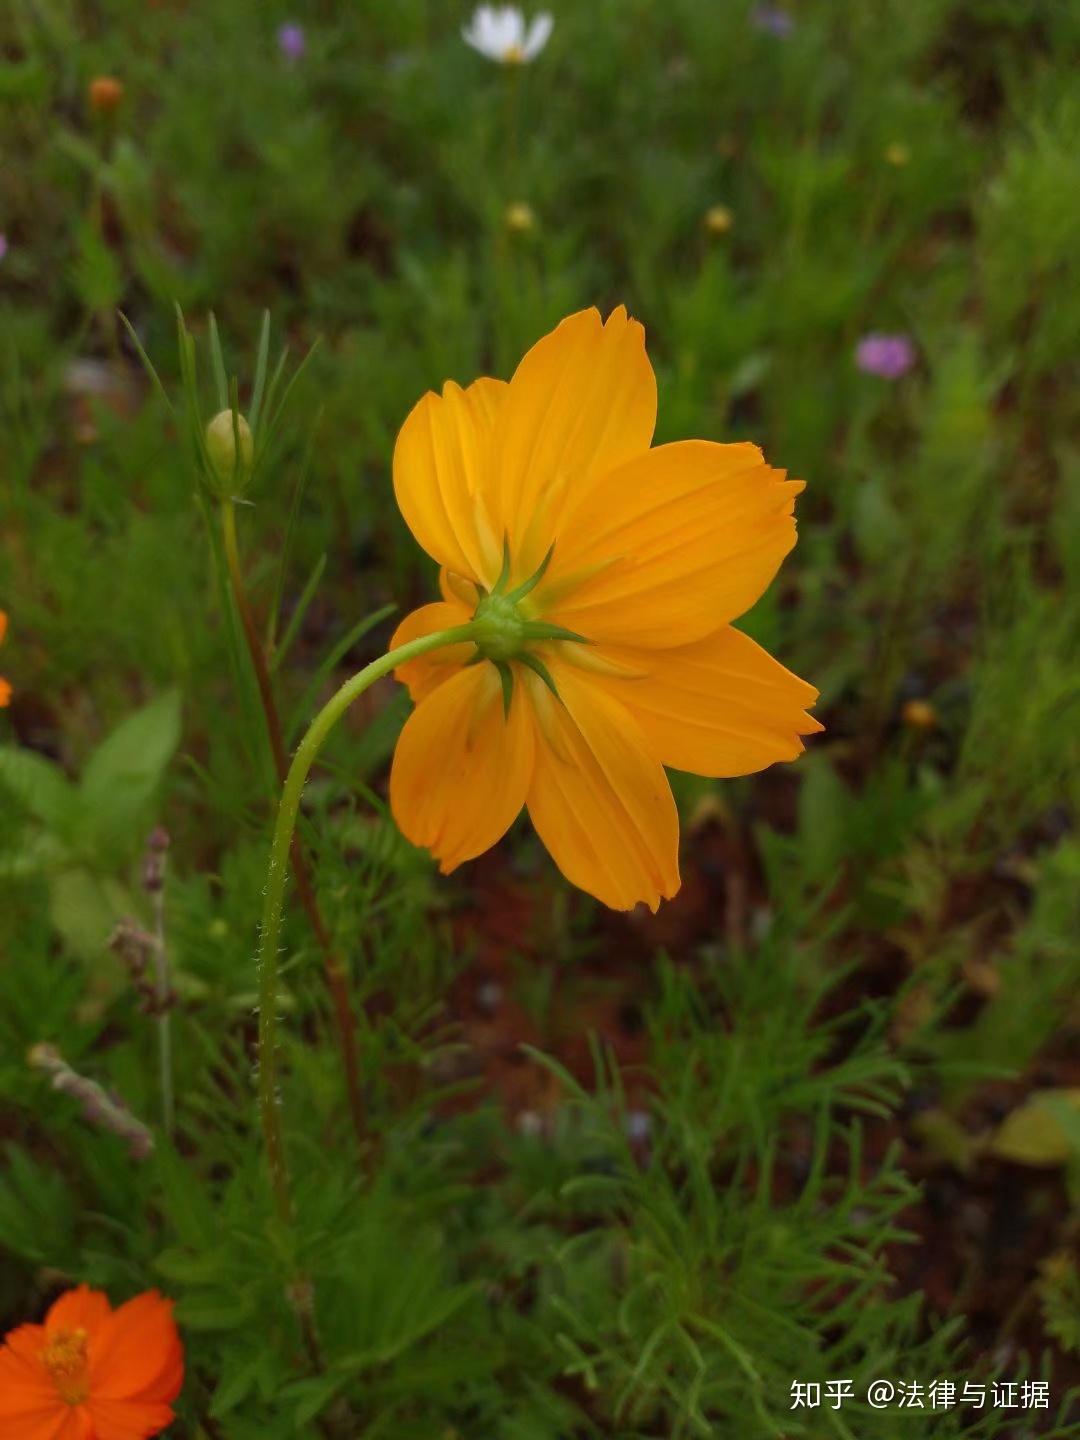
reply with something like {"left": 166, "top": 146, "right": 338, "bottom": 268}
{"left": 469, "top": 541, "right": 586, "bottom": 716}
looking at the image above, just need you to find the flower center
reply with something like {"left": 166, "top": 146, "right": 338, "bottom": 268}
{"left": 42, "top": 1327, "right": 90, "bottom": 1405}
{"left": 503, "top": 43, "right": 525, "bottom": 62}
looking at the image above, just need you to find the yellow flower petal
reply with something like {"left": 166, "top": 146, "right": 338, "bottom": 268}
{"left": 390, "top": 663, "right": 534, "bottom": 873}
{"left": 392, "top": 377, "right": 508, "bottom": 586}
{"left": 543, "top": 441, "right": 803, "bottom": 647}
{"left": 524, "top": 661, "right": 679, "bottom": 912}
{"left": 494, "top": 307, "right": 657, "bottom": 578}
{"left": 576, "top": 625, "right": 823, "bottom": 777}
{"left": 390, "top": 601, "right": 475, "bottom": 703}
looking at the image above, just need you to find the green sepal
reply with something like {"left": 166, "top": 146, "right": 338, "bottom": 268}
{"left": 228, "top": 376, "right": 251, "bottom": 494}
{"left": 175, "top": 304, "right": 221, "bottom": 494}
{"left": 504, "top": 542, "right": 555, "bottom": 605}
{"left": 493, "top": 659, "right": 515, "bottom": 717}
{"left": 490, "top": 537, "right": 513, "bottom": 597}
{"left": 520, "top": 621, "right": 588, "bottom": 645}
{"left": 516, "top": 651, "right": 561, "bottom": 700}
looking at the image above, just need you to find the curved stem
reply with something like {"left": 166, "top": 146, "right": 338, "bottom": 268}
{"left": 256, "top": 622, "right": 480, "bottom": 1222}
{"left": 221, "top": 498, "right": 369, "bottom": 1154}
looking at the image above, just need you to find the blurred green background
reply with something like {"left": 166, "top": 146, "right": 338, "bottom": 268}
{"left": 1, "top": 1, "right": 1079, "bottom": 1435}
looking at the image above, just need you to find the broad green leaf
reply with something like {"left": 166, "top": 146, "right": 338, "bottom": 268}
{"left": 80, "top": 690, "right": 182, "bottom": 853}
{"left": 0, "top": 746, "right": 78, "bottom": 833}
{"left": 0, "top": 829, "right": 70, "bottom": 879}
{"left": 48, "top": 869, "right": 130, "bottom": 959}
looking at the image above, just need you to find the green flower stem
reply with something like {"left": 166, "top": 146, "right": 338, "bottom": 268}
{"left": 256, "top": 622, "right": 480, "bottom": 1223}
{"left": 221, "top": 496, "right": 369, "bottom": 1159}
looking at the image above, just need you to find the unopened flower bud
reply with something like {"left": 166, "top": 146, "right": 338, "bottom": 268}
{"left": 505, "top": 201, "right": 536, "bottom": 234}
{"left": 704, "top": 204, "right": 733, "bottom": 236}
{"left": 901, "top": 698, "right": 937, "bottom": 731}
{"left": 89, "top": 76, "right": 124, "bottom": 115}
{"left": 205, "top": 409, "right": 254, "bottom": 490}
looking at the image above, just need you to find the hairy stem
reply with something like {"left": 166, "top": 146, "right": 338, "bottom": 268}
{"left": 221, "top": 498, "right": 368, "bottom": 1154}
{"left": 255, "top": 622, "right": 480, "bottom": 1224}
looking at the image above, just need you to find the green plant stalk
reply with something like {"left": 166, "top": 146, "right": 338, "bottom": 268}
{"left": 256, "top": 622, "right": 481, "bottom": 1223}
{"left": 219, "top": 498, "right": 370, "bottom": 1154}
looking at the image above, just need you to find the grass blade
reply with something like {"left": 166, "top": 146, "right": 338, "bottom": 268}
{"left": 271, "top": 552, "right": 327, "bottom": 676}
{"left": 249, "top": 309, "right": 272, "bottom": 434}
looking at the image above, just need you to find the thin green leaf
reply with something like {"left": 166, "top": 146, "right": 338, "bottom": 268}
{"left": 208, "top": 311, "right": 228, "bottom": 411}
{"left": 265, "top": 419, "right": 317, "bottom": 653}
{"left": 271, "top": 551, "right": 327, "bottom": 675}
{"left": 256, "top": 344, "right": 291, "bottom": 452}
{"left": 258, "top": 337, "right": 321, "bottom": 462}
{"left": 175, "top": 306, "right": 213, "bottom": 476}
{"left": 285, "top": 603, "right": 398, "bottom": 745}
{"left": 117, "top": 311, "right": 174, "bottom": 415}
{"left": 249, "top": 309, "right": 272, "bottom": 433}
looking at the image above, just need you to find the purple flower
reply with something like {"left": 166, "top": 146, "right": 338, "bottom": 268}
{"left": 751, "top": 5, "right": 795, "bottom": 37}
{"left": 0, "top": 235, "right": 7, "bottom": 262}
{"left": 277, "top": 22, "right": 306, "bottom": 62}
{"left": 855, "top": 333, "right": 916, "bottom": 380}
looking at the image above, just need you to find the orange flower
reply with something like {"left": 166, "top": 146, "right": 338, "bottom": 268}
{"left": 0, "top": 610, "right": 10, "bottom": 707}
{"left": 389, "top": 307, "right": 822, "bottom": 911}
{"left": 0, "top": 1285, "right": 183, "bottom": 1440}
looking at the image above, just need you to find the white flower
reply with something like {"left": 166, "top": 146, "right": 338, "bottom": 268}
{"left": 462, "top": 6, "right": 553, "bottom": 64}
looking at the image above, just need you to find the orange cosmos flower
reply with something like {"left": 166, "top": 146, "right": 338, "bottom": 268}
{"left": 0, "top": 610, "right": 10, "bottom": 707}
{"left": 389, "top": 307, "right": 822, "bottom": 911}
{"left": 0, "top": 1285, "right": 183, "bottom": 1440}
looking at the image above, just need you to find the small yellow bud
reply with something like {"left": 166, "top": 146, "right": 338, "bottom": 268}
{"left": 884, "top": 142, "right": 910, "bottom": 167}
{"left": 205, "top": 409, "right": 254, "bottom": 489}
{"left": 704, "top": 204, "right": 733, "bottom": 236}
{"left": 505, "top": 201, "right": 536, "bottom": 234}
{"left": 901, "top": 698, "right": 937, "bottom": 731}
{"left": 89, "top": 76, "right": 124, "bottom": 115}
